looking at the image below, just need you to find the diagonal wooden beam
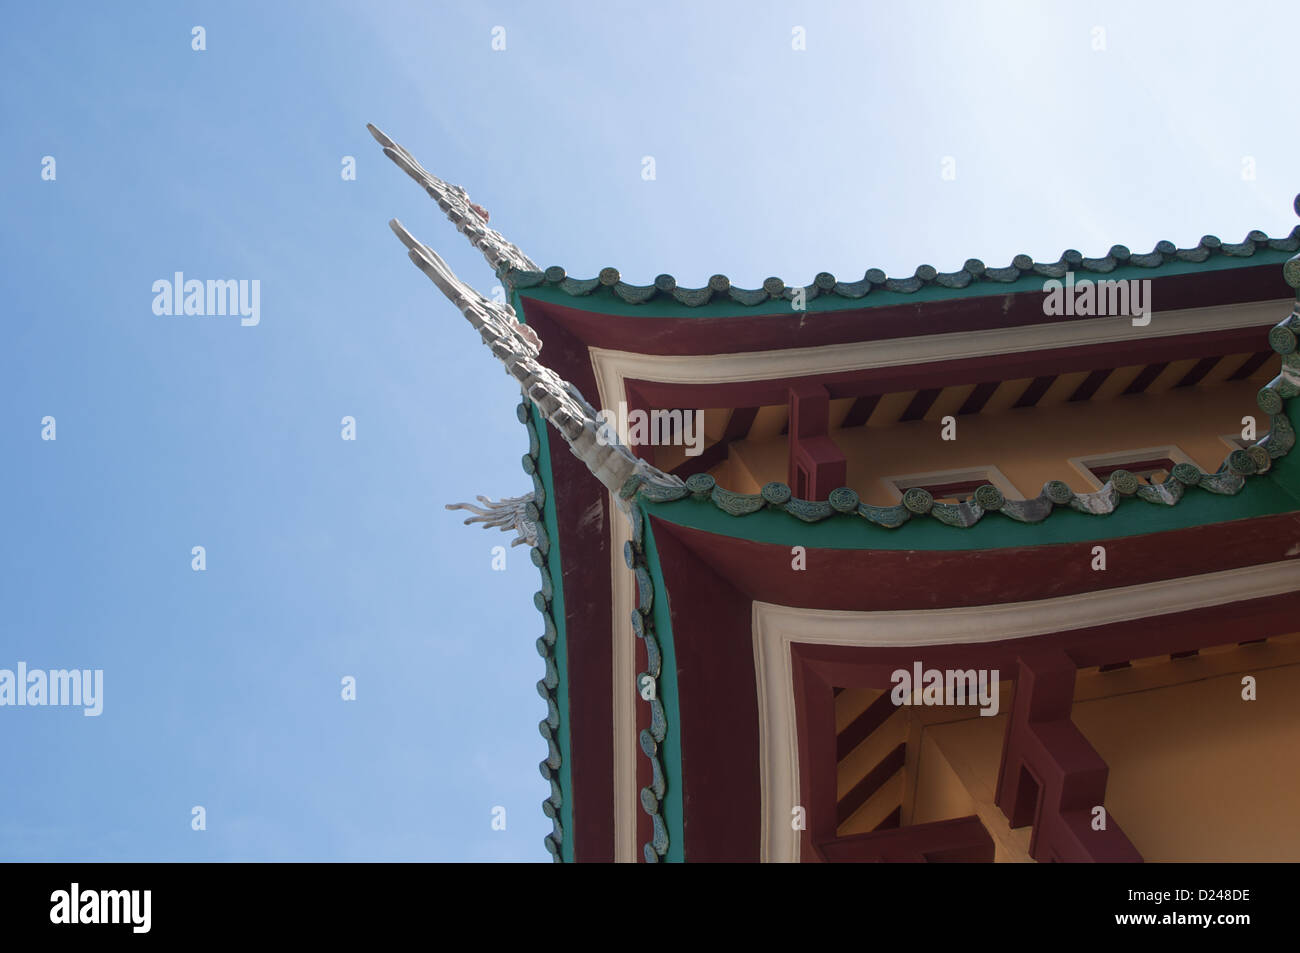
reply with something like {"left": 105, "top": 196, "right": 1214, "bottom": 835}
{"left": 1013, "top": 375, "right": 1056, "bottom": 409}
{"left": 837, "top": 742, "right": 905, "bottom": 826}
{"left": 1122, "top": 362, "right": 1168, "bottom": 395}
{"left": 669, "top": 406, "right": 757, "bottom": 478}
{"left": 836, "top": 690, "right": 899, "bottom": 761}
{"left": 956, "top": 381, "right": 1000, "bottom": 415}
{"left": 899, "top": 387, "right": 942, "bottom": 422}
{"left": 1068, "top": 368, "right": 1113, "bottom": 402}
{"left": 840, "top": 394, "right": 882, "bottom": 428}
{"left": 1174, "top": 355, "right": 1222, "bottom": 388}
{"left": 1228, "top": 350, "right": 1274, "bottom": 380}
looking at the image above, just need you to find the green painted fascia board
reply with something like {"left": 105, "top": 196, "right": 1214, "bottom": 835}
{"left": 1259, "top": 398, "right": 1300, "bottom": 506}
{"left": 641, "top": 477, "right": 1298, "bottom": 552}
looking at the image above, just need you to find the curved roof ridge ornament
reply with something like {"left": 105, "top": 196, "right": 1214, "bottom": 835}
{"left": 367, "top": 123, "right": 538, "bottom": 273}
{"left": 371, "top": 127, "right": 682, "bottom": 503}
{"left": 446, "top": 494, "right": 538, "bottom": 548}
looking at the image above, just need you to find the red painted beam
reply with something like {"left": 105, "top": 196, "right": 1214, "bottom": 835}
{"left": 836, "top": 691, "right": 898, "bottom": 760}
{"left": 836, "top": 742, "right": 906, "bottom": 826}
{"left": 994, "top": 649, "right": 1142, "bottom": 862}
{"left": 788, "top": 383, "right": 846, "bottom": 500}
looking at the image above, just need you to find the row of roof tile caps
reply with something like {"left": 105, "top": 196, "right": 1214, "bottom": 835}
{"left": 515, "top": 403, "right": 567, "bottom": 862}
{"left": 622, "top": 512, "right": 671, "bottom": 863}
{"left": 505, "top": 227, "right": 1300, "bottom": 308}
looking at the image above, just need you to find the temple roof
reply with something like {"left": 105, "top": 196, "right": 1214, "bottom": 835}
{"left": 372, "top": 122, "right": 1300, "bottom": 862}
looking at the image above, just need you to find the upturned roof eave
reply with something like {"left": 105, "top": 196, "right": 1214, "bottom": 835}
{"left": 502, "top": 234, "right": 1300, "bottom": 316}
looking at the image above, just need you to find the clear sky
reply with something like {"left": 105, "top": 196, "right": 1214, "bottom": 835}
{"left": 2, "top": 1, "right": 1298, "bottom": 861}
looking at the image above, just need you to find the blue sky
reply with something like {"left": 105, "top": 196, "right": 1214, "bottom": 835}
{"left": 1, "top": 1, "right": 1298, "bottom": 861}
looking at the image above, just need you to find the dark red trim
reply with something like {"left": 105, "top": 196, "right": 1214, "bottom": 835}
{"left": 795, "top": 647, "right": 840, "bottom": 856}
{"left": 621, "top": 381, "right": 657, "bottom": 464}
{"left": 647, "top": 518, "right": 760, "bottom": 861}
{"left": 651, "top": 511, "right": 1300, "bottom": 612}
